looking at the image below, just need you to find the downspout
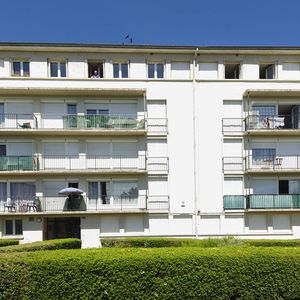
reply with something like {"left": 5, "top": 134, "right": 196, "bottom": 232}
{"left": 193, "top": 48, "right": 199, "bottom": 238}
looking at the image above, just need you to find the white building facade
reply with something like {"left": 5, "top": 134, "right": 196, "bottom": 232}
{"left": 1, "top": 43, "right": 300, "bottom": 247}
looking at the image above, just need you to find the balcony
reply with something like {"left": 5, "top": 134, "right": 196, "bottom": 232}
{"left": 0, "top": 155, "right": 169, "bottom": 174}
{"left": 0, "top": 114, "right": 37, "bottom": 129}
{"left": 0, "top": 156, "right": 35, "bottom": 171}
{"left": 0, "top": 194, "right": 170, "bottom": 214}
{"left": 223, "top": 155, "right": 300, "bottom": 174}
{"left": 246, "top": 154, "right": 300, "bottom": 173}
{"left": 222, "top": 118, "right": 244, "bottom": 134}
{"left": 223, "top": 195, "right": 300, "bottom": 210}
{"left": 0, "top": 114, "right": 168, "bottom": 136}
{"left": 222, "top": 114, "right": 300, "bottom": 136}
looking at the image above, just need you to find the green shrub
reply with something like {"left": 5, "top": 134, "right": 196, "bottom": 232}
{"left": 0, "top": 238, "right": 81, "bottom": 253}
{"left": 101, "top": 237, "right": 244, "bottom": 248}
{"left": 1, "top": 247, "right": 300, "bottom": 299}
{"left": 0, "top": 239, "right": 19, "bottom": 247}
{"left": 245, "top": 239, "right": 300, "bottom": 247}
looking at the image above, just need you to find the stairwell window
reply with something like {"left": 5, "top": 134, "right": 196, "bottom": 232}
{"left": 148, "top": 63, "right": 164, "bottom": 79}
{"left": 113, "top": 63, "right": 129, "bottom": 78}
{"left": 225, "top": 63, "right": 240, "bottom": 79}
{"left": 49, "top": 60, "right": 67, "bottom": 78}
{"left": 259, "top": 63, "right": 276, "bottom": 79}
{"left": 11, "top": 61, "right": 30, "bottom": 77}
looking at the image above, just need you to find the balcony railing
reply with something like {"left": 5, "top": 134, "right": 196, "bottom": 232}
{"left": 41, "top": 114, "right": 145, "bottom": 130}
{"left": 224, "top": 194, "right": 300, "bottom": 210}
{"left": 223, "top": 195, "right": 245, "bottom": 209}
{"left": 246, "top": 154, "right": 300, "bottom": 171}
{"left": 245, "top": 115, "right": 293, "bottom": 130}
{"left": 222, "top": 118, "right": 244, "bottom": 133}
{"left": 0, "top": 195, "right": 170, "bottom": 213}
{"left": 247, "top": 194, "right": 300, "bottom": 209}
{"left": 223, "top": 157, "right": 244, "bottom": 172}
{"left": 223, "top": 155, "right": 300, "bottom": 172}
{"left": 147, "top": 195, "right": 170, "bottom": 210}
{"left": 147, "top": 118, "right": 168, "bottom": 133}
{"left": 0, "top": 156, "right": 36, "bottom": 171}
{"left": 0, "top": 114, "right": 37, "bottom": 129}
{"left": 0, "top": 113, "right": 168, "bottom": 133}
{"left": 0, "top": 155, "right": 169, "bottom": 173}
{"left": 40, "top": 155, "right": 147, "bottom": 171}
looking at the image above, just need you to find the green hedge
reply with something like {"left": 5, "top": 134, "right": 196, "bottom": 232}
{"left": 102, "top": 237, "right": 300, "bottom": 248}
{"left": 0, "top": 240, "right": 19, "bottom": 247}
{"left": 1, "top": 247, "right": 300, "bottom": 299}
{"left": 245, "top": 239, "right": 300, "bottom": 247}
{"left": 0, "top": 238, "right": 81, "bottom": 253}
{"left": 101, "top": 237, "right": 243, "bottom": 248}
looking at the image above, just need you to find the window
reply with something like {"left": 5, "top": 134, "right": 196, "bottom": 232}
{"left": 148, "top": 63, "right": 164, "bottom": 79}
{"left": 259, "top": 64, "right": 276, "bottom": 79}
{"left": 49, "top": 61, "right": 67, "bottom": 77}
{"left": 252, "top": 105, "right": 276, "bottom": 128}
{"left": 67, "top": 104, "right": 77, "bottom": 115}
{"left": 0, "top": 145, "right": 6, "bottom": 156}
{"left": 88, "top": 181, "right": 110, "bottom": 205}
{"left": 252, "top": 148, "right": 276, "bottom": 166}
{"left": 88, "top": 61, "right": 104, "bottom": 78}
{"left": 279, "top": 180, "right": 289, "bottom": 195}
{"left": 5, "top": 219, "right": 23, "bottom": 235}
{"left": 113, "top": 63, "right": 129, "bottom": 78}
{"left": 11, "top": 61, "right": 30, "bottom": 77}
{"left": 86, "top": 109, "right": 109, "bottom": 115}
{"left": 225, "top": 63, "right": 240, "bottom": 79}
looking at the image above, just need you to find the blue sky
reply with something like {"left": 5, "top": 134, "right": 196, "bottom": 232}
{"left": 2, "top": 0, "right": 300, "bottom": 46}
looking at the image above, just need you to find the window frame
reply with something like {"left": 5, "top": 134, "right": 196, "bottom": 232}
{"left": 224, "top": 62, "right": 241, "bottom": 79}
{"left": 48, "top": 59, "right": 68, "bottom": 78}
{"left": 4, "top": 219, "right": 23, "bottom": 236}
{"left": 11, "top": 59, "right": 30, "bottom": 77}
{"left": 112, "top": 61, "right": 129, "bottom": 79}
{"left": 259, "top": 63, "right": 277, "bottom": 80}
{"left": 147, "top": 62, "right": 165, "bottom": 79}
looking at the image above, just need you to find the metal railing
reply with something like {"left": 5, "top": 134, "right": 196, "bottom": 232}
{"left": 0, "top": 195, "right": 170, "bottom": 213}
{"left": 222, "top": 157, "right": 244, "bottom": 172}
{"left": 246, "top": 154, "right": 300, "bottom": 170}
{"left": 0, "top": 114, "right": 37, "bottom": 129}
{"left": 147, "top": 118, "right": 168, "bottom": 133}
{"left": 223, "top": 194, "right": 300, "bottom": 210}
{"left": 247, "top": 194, "right": 300, "bottom": 209}
{"left": 222, "top": 118, "right": 244, "bottom": 133}
{"left": 147, "top": 157, "right": 169, "bottom": 172}
{"left": 147, "top": 195, "right": 170, "bottom": 210}
{"left": 40, "top": 114, "right": 145, "bottom": 130}
{"left": 223, "top": 155, "right": 300, "bottom": 172}
{"left": 39, "top": 155, "right": 147, "bottom": 170}
{"left": 245, "top": 114, "right": 293, "bottom": 130}
{"left": 223, "top": 195, "right": 245, "bottom": 210}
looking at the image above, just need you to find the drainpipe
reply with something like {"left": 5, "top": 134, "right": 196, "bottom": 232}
{"left": 193, "top": 48, "right": 199, "bottom": 238}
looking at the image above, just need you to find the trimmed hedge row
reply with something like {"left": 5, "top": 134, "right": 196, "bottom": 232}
{"left": 0, "top": 238, "right": 81, "bottom": 253}
{"left": 1, "top": 247, "right": 300, "bottom": 299}
{"left": 102, "top": 237, "right": 300, "bottom": 248}
{"left": 0, "top": 240, "right": 19, "bottom": 247}
{"left": 102, "top": 237, "right": 244, "bottom": 248}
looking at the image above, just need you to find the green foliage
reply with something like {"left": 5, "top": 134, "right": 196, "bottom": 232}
{"left": 245, "top": 239, "right": 300, "bottom": 247}
{"left": 0, "top": 239, "right": 19, "bottom": 247}
{"left": 101, "top": 237, "right": 244, "bottom": 248}
{"left": 1, "top": 247, "right": 300, "bottom": 299}
{"left": 102, "top": 237, "right": 300, "bottom": 248}
{"left": 0, "top": 238, "right": 81, "bottom": 253}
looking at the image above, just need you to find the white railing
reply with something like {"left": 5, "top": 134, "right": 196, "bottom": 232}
{"left": 147, "top": 157, "right": 169, "bottom": 172}
{"left": 38, "top": 155, "right": 147, "bottom": 170}
{"left": 147, "top": 195, "right": 169, "bottom": 210}
{"left": 40, "top": 114, "right": 145, "bottom": 130}
{"left": 0, "top": 114, "right": 37, "bottom": 129}
{"left": 147, "top": 118, "right": 168, "bottom": 133}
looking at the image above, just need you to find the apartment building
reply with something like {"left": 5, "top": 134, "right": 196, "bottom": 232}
{"left": 1, "top": 43, "right": 300, "bottom": 247}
